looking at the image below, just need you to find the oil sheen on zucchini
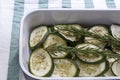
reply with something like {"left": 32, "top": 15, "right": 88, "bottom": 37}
{"left": 51, "top": 59, "right": 79, "bottom": 77}
{"left": 76, "top": 59, "right": 109, "bottom": 77}
{"left": 76, "top": 43, "right": 105, "bottom": 64}
{"left": 54, "top": 24, "right": 82, "bottom": 42}
{"left": 85, "top": 25, "right": 109, "bottom": 49}
{"left": 29, "top": 26, "right": 48, "bottom": 49}
{"left": 29, "top": 48, "right": 53, "bottom": 77}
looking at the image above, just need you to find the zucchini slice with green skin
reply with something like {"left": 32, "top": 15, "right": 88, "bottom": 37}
{"left": 111, "top": 24, "right": 120, "bottom": 40}
{"left": 111, "top": 59, "right": 120, "bottom": 76}
{"left": 85, "top": 25, "right": 109, "bottom": 49}
{"left": 43, "top": 34, "right": 67, "bottom": 48}
{"left": 76, "top": 43, "right": 106, "bottom": 64}
{"left": 29, "top": 26, "right": 49, "bottom": 49}
{"left": 54, "top": 24, "right": 82, "bottom": 42}
{"left": 112, "top": 46, "right": 120, "bottom": 54}
{"left": 29, "top": 48, "right": 53, "bottom": 77}
{"left": 51, "top": 59, "right": 79, "bottom": 77}
{"left": 50, "top": 51, "right": 69, "bottom": 59}
{"left": 76, "top": 59, "right": 109, "bottom": 77}
{"left": 111, "top": 24, "right": 120, "bottom": 54}
{"left": 104, "top": 58, "right": 115, "bottom": 76}
{"left": 104, "top": 69, "right": 114, "bottom": 77}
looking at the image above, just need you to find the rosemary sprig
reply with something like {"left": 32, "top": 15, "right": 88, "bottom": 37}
{"left": 60, "top": 27, "right": 120, "bottom": 47}
{"left": 45, "top": 45, "right": 120, "bottom": 59}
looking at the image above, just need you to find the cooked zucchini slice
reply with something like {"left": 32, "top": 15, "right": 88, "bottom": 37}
{"left": 50, "top": 51, "right": 69, "bottom": 59}
{"left": 51, "top": 59, "right": 79, "bottom": 77}
{"left": 111, "top": 59, "right": 120, "bottom": 76}
{"left": 107, "top": 58, "right": 116, "bottom": 64}
{"left": 54, "top": 24, "right": 82, "bottom": 42}
{"left": 76, "top": 43, "right": 105, "bottom": 64}
{"left": 29, "top": 48, "right": 53, "bottom": 77}
{"left": 104, "top": 69, "right": 114, "bottom": 77}
{"left": 43, "top": 34, "right": 67, "bottom": 48}
{"left": 29, "top": 26, "right": 48, "bottom": 49}
{"left": 111, "top": 24, "right": 120, "bottom": 54}
{"left": 104, "top": 58, "right": 115, "bottom": 76}
{"left": 111, "top": 24, "right": 120, "bottom": 40}
{"left": 76, "top": 59, "right": 109, "bottom": 77}
{"left": 85, "top": 25, "right": 109, "bottom": 49}
{"left": 112, "top": 46, "right": 120, "bottom": 54}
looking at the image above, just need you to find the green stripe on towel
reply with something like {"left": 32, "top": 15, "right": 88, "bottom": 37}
{"left": 106, "top": 0, "right": 116, "bottom": 8}
{"left": 39, "top": 0, "right": 48, "bottom": 8}
{"left": 84, "top": 0, "right": 94, "bottom": 8}
{"left": 7, "top": 0, "right": 24, "bottom": 80}
{"left": 62, "top": 0, "right": 71, "bottom": 8}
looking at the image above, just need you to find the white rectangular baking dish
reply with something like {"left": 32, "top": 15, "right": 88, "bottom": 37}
{"left": 19, "top": 9, "right": 120, "bottom": 80}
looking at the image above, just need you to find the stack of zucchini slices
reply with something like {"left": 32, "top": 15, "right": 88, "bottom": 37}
{"left": 29, "top": 24, "right": 120, "bottom": 77}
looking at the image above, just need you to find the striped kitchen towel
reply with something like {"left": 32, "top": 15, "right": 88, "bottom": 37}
{"left": 0, "top": 0, "right": 120, "bottom": 80}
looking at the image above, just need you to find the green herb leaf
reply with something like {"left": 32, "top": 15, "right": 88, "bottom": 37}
{"left": 45, "top": 45, "right": 120, "bottom": 59}
{"left": 61, "top": 27, "right": 120, "bottom": 47}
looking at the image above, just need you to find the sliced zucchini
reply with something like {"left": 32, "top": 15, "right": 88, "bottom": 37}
{"left": 111, "top": 59, "right": 120, "bottom": 76}
{"left": 50, "top": 51, "right": 69, "bottom": 59}
{"left": 112, "top": 46, "right": 120, "bottom": 54}
{"left": 107, "top": 58, "right": 116, "bottom": 64}
{"left": 85, "top": 25, "right": 109, "bottom": 49}
{"left": 111, "top": 24, "right": 120, "bottom": 40}
{"left": 104, "top": 58, "right": 115, "bottom": 76}
{"left": 104, "top": 69, "right": 114, "bottom": 77}
{"left": 43, "top": 34, "right": 67, "bottom": 48}
{"left": 29, "top": 26, "right": 48, "bottom": 49}
{"left": 76, "top": 43, "right": 105, "bottom": 64}
{"left": 111, "top": 24, "right": 120, "bottom": 54}
{"left": 54, "top": 24, "right": 82, "bottom": 42}
{"left": 54, "top": 24, "right": 67, "bottom": 31}
{"left": 29, "top": 48, "right": 53, "bottom": 77}
{"left": 76, "top": 59, "right": 109, "bottom": 77}
{"left": 51, "top": 59, "right": 79, "bottom": 77}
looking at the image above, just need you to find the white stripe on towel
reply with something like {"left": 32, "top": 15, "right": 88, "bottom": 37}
{"left": 71, "top": 0, "right": 85, "bottom": 9}
{"left": 0, "top": 0, "right": 14, "bottom": 80}
{"left": 48, "top": 0, "right": 62, "bottom": 8}
{"left": 24, "top": 0, "right": 39, "bottom": 15}
{"left": 93, "top": 0, "right": 107, "bottom": 9}
{"left": 114, "top": 0, "right": 120, "bottom": 9}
